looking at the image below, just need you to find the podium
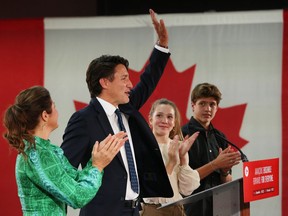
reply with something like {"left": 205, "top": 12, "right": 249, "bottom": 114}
{"left": 159, "top": 178, "right": 250, "bottom": 216}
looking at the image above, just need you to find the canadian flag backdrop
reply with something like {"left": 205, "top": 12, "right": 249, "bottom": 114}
{"left": 0, "top": 10, "right": 287, "bottom": 215}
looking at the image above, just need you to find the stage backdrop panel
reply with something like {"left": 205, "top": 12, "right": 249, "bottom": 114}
{"left": 0, "top": 10, "right": 286, "bottom": 216}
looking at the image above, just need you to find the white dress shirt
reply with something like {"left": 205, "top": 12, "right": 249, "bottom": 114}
{"left": 97, "top": 97, "right": 139, "bottom": 200}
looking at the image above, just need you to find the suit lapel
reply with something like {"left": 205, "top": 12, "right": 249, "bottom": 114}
{"left": 90, "top": 98, "right": 113, "bottom": 134}
{"left": 90, "top": 98, "right": 125, "bottom": 167}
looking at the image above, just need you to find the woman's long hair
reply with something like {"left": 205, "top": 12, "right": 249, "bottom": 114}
{"left": 3, "top": 86, "right": 52, "bottom": 157}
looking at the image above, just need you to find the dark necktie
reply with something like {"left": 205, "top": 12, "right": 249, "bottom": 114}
{"left": 115, "top": 109, "right": 139, "bottom": 193}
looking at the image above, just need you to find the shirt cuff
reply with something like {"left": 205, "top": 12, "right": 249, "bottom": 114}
{"left": 154, "top": 44, "right": 170, "bottom": 53}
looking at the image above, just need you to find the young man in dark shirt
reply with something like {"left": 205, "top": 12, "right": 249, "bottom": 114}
{"left": 182, "top": 82, "right": 241, "bottom": 216}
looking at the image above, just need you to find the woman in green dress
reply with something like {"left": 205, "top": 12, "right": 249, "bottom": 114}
{"left": 3, "top": 85, "right": 127, "bottom": 215}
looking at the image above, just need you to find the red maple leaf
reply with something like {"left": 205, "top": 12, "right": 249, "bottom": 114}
{"left": 74, "top": 100, "right": 87, "bottom": 111}
{"left": 73, "top": 56, "right": 248, "bottom": 149}
{"left": 129, "top": 58, "right": 195, "bottom": 125}
{"left": 213, "top": 105, "right": 248, "bottom": 149}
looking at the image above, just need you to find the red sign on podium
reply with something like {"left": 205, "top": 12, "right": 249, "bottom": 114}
{"left": 243, "top": 158, "right": 279, "bottom": 202}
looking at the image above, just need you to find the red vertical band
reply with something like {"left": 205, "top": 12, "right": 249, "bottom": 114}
{"left": 282, "top": 10, "right": 288, "bottom": 215}
{"left": 0, "top": 19, "right": 44, "bottom": 215}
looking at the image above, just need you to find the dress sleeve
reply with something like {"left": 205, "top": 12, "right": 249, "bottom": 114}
{"left": 25, "top": 146, "right": 103, "bottom": 209}
{"left": 177, "top": 153, "right": 200, "bottom": 196}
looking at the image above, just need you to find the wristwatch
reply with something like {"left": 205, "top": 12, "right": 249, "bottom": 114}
{"left": 221, "top": 169, "right": 231, "bottom": 177}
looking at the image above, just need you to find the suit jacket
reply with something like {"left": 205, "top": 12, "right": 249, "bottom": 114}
{"left": 61, "top": 48, "right": 173, "bottom": 216}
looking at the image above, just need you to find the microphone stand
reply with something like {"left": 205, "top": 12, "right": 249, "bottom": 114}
{"left": 211, "top": 124, "right": 249, "bottom": 162}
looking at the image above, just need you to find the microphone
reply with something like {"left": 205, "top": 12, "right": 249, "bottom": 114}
{"left": 191, "top": 125, "right": 248, "bottom": 162}
{"left": 210, "top": 124, "right": 249, "bottom": 162}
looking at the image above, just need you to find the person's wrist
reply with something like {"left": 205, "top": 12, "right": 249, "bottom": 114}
{"left": 221, "top": 169, "right": 231, "bottom": 177}
{"left": 156, "top": 40, "right": 168, "bottom": 49}
{"left": 179, "top": 157, "right": 188, "bottom": 166}
{"left": 209, "top": 161, "right": 217, "bottom": 171}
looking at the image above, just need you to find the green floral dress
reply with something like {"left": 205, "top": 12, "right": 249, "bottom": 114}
{"left": 16, "top": 136, "right": 103, "bottom": 216}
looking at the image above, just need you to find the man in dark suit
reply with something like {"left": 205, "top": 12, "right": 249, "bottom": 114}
{"left": 60, "top": 9, "right": 173, "bottom": 216}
